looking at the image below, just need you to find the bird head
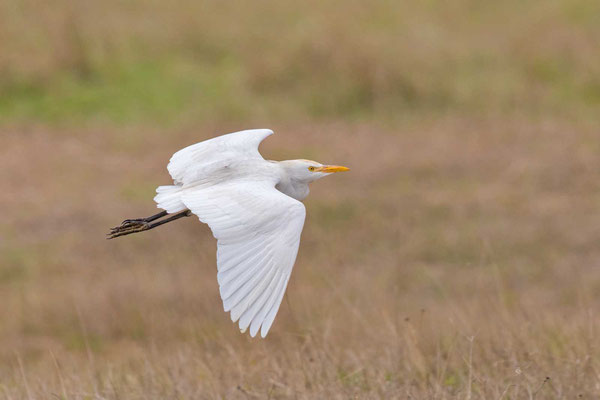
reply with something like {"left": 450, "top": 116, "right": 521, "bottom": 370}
{"left": 283, "top": 159, "right": 350, "bottom": 183}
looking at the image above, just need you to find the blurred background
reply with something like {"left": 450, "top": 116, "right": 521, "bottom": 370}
{"left": 1, "top": 0, "right": 599, "bottom": 398}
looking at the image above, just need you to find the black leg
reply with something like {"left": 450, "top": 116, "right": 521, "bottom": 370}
{"left": 107, "top": 210, "right": 191, "bottom": 239}
{"left": 143, "top": 210, "right": 191, "bottom": 230}
{"left": 121, "top": 210, "right": 168, "bottom": 226}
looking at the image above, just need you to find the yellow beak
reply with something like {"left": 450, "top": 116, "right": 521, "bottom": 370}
{"left": 317, "top": 165, "right": 350, "bottom": 173}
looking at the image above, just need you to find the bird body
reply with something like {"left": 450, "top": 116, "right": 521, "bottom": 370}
{"left": 109, "top": 129, "right": 348, "bottom": 337}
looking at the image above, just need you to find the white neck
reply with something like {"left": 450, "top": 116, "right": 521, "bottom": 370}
{"left": 276, "top": 176, "right": 309, "bottom": 201}
{"left": 274, "top": 161, "right": 310, "bottom": 201}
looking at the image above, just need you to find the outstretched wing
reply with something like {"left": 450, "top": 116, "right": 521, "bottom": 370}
{"left": 168, "top": 129, "right": 273, "bottom": 185}
{"left": 181, "top": 180, "right": 306, "bottom": 338}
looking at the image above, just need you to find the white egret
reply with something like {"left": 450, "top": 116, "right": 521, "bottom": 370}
{"left": 108, "top": 129, "right": 349, "bottom": 337}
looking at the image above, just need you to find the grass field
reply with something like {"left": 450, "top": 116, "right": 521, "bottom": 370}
{"left": 1, "top": 1, "right": 600, "bottom": 399}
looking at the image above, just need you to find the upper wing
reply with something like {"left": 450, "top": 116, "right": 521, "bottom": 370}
{"left": 168, "top": 129, "right": 273, "bottom": 185}
{"left": 181, "top": 180, "right": 306, "bottom": 338}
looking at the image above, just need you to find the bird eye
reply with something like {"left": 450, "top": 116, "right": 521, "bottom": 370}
{"left": 308, "top": 166, "right": 316, "bottom": 171}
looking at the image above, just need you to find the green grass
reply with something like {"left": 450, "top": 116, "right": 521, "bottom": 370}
{"left": 0, "top": 59, "right": 246, "bottom": 125}
{"left": 1, "top": 0, "right": 599, "bottom": 126}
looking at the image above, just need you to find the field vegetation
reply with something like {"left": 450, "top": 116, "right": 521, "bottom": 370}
{"left": 1, "top": 0, "right": 599, "bottom": 398}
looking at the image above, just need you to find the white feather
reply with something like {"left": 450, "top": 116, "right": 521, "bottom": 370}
{"left": 180, "top": 183, "right": 305, "bottom": 336}
{"left": 148, "top": 128, "right": 346, "bottom": 337}
{"left": 167, "top": 129, "right": 273, "bottom": 185}
{"left": 153, "top": 185, "right": 186, "bottom": 213}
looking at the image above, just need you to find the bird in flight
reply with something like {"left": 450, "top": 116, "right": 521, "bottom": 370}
{"left": 108, "top": 129, "right": 349, "bottom": 337}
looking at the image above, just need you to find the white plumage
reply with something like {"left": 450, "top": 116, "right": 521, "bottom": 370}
{"left": 113, "top": 129, "right": 348, "bottom": 337}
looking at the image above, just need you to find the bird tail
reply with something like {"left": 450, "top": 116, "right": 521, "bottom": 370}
{"left": 154, "top": 185, "right": 187, "bottom": 213}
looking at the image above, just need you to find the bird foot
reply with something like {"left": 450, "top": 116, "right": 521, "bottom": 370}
{"left": 107, "top": 220, "right": 150, "bottom": 239}
{"left": 106, "top": 210, "right": 187, "bottom": 240}
{"left": 121, "top": 218, "right": 145, "bottom": 225}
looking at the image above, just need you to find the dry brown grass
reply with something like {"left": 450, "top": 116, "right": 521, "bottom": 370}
{"left": 1, "top": 0, "right": 600, "bottom": 397}
{"left": 1, "top": 118, "right": 599, "bottom": 398}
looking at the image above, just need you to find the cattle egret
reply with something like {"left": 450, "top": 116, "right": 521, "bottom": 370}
{"left": 108, "top": 129, "right": 349, "bottom": 337}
